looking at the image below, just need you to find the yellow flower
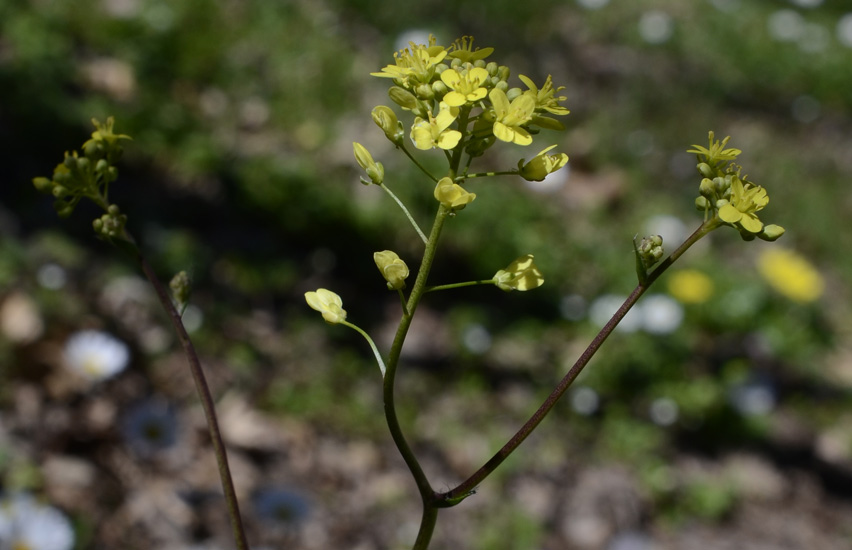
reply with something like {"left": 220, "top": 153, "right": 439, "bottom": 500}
{"left": 489, "top": 88, "right": 535, "bottom": 145}
{"left": 410, "top": 102, "right": 462, "bottom": 150}
{"left": 667, "top": 269, "right": 714, "bottom": 304}
{"left": 305, "top": 289, "right": 347, "bottom": 324}
{"left": 717, "top": 176, "right": 769, "bottom": 234}
{"left": 447, "top": 36, "right": 494, "bottom": 62}
{"left": 374, "top": 250, "right": 410, "bottom": 290}
{"left": 519, "top": 74, "right": 570, "bottom": 116}
{"left": 370, "top": 36, "right": 447, "bottom": 88}
{"left": 434, "top": 177, "right": 476, "bottom": 210}
{"left": 757, "top": 248, "right": 824, "bottom": 303}
{"left": 440, "top": 67, "right": 490, "bottom": 107}
{"left": 493, "top": 254, "right": 544, "bottom": 291}
{"left": 518, "top": 145, "right": 569, "bottom": 182}
{"left": 371, "top": 105, "right": 403, "bottom": 144}
{"left": 687, "top": 131, "right": 741, "bottom": 165}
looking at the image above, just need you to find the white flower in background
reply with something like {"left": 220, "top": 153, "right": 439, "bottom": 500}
{"left": 64, "top": 330, "right": 129, "bottom": 382}
{"left": 640, "top": 294, "right": 684, "bottom": 335}
{"left": 0, "top": 493, "right": 75, "bottom": 550}
{"left": 588, "top": 294, "right": 643, "bottom": 333}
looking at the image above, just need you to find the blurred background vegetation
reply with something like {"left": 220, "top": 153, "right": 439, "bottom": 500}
{"left": 2, "top": 0, "right": 852, "bottom": 548}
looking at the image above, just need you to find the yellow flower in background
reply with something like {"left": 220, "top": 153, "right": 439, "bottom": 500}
{"left": 667, "top": 269, "right": 714, "bottom": 304}
{"left": 440, "top": 67, "right": 490, "bottom": 107}
{"left": 434, "top": 177, "right": 476, "bottom": 210}
{"left": 493, "top": 254, "right": 544, "bottom": 291}
{"left": 305, "top": 289, "right": 347, "bottom": 324}
{"left": 757, "top": 248, "right": 824, "bottom": 303}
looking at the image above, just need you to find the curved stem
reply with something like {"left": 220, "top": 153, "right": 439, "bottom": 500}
{"left": 383, "top": 206, "right": 450, "bottom": 503}
{"left": 438, "top": 219, "right": 719, "bottom": 504}
{"left": 341, "top": 320, "right": 387, "bottom": 376}
{"left": 137, "top": 247, "right": 248, "bottom": 550}
{"left": 400, "top": 144, "right": 440, "bottom": 183}
{"left": 380, "top": 183, "right": 428, "bottom": 245}
{"left": 413, "top": 504, "right": 439, "bottom": 550}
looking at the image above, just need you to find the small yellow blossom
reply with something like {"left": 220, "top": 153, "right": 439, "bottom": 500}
{"left": 447, "top": 36, "right": 494, "bottom": 62}
{"left": 371, "top": 105, "right": 403, "bottom": 144}
{"left": 305, "top": 289, "right": 347, "bottom": 324}
{"left": 374, "top": 250, "right": 410, "bottom": 290}
{"left": 757, "top": 248, "right": 824, "bottom": 303}
{"left": 440, "top": 67, "right": 490, "bottom": 107}
{"left": 493, "top": 254, "right": 544, "bottom": 291}
{"left": 434, "top": 177, "right": 476, "bottom": 210}
{"left": 667, "top": 269, "right": 714, "bottom": 304}
{"left": 687, "top": 131, "right": 741, "bottom": 165}
{"left": 518, "top": 145, "right": 569, "bottom": 182}
{"left": 410, "top": 102, "right": 462, "bottom": 150}
{"left": 489, "top": 88, "right": 535, "bottom": 145}
{"left": 519, "top": 74, "right": 570, "bottom": 116}
{"left": 371, "top": 36, "right": 447, "bottom": 88}
{"left": 717, "top": 176, "right": 769, "bottom": 234}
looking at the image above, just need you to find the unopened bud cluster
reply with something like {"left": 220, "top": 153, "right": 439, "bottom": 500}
{"left": 32, "top": 117, "right": 131, "bottom": 226}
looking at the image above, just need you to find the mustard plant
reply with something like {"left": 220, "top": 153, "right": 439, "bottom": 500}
{"left": 32, "top": 36, "right": 787, "bottom": 550}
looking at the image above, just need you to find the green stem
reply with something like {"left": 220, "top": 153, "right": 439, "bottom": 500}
{"left": 438, "top": 219, "right": 719, "bottom": 504}
{"left": 425, "top": 279, "right": 495, "bottom": 293}
{"left": 380, "top": 183, "right": 428, "bottom": 245}
{"left": 341, "top": 320, "right": 387, "bottom": 376}
{"left": 384, "top": 206, "right": 450, "bottom": 505}
{"left": 400, "top": 144, "right": 440, "bottom": 183}
{"left": 137, "top": 246, "right": 249, "bottom": 550}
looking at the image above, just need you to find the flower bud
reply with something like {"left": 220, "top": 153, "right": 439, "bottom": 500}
{"left": 95, "top": 159, "right": 109, "bottom": 172}
{"left": 757, "top": 224, "right": 785, "bottom": 242}
{"left": 76, "top": 157, "right": 90, "bottom": 172}
{"left": 506, "top": 87, "right": 522, "bottom": 101}
{"left": 32, "top": 177, "right": 53, "bottom": 193}
{"left": 518, "top": 145, "right": 569, "bottom": 182}
{"left": 699, "top": 178, "right": 715, "bottom": 198}
{"left": 373, "top": 250, "right": 409, "bottom": 290}
{"left": 486, "top": 61, "right": 498, "bottom": 76}
{"left": 697, "top": 162, "right": 714, "bottom": 178}
{"left": 414, "top": 83, "right": 434, "bottom": 100}
{"left": 695, "top": 196, "right": 710, "bottom": 211}
{"left": 388, "top": 86, "right": 418, "bottom": 110}
{"left": 371, "top": 106, "right": 403, "bottom": 144}
{"left": 170, "top": 270, "right": 192, "bottom": 308}
{"left": 305, "top": 288, "right": 347, "bottom": 324}
{"left": 434, "top": 177, "right": 476, "bottom": 210}
{"left": 353, "top": 142, "right": 384, "bottom": 185}
{"left": 637, "top": 235, "right": 664, "bottom": 267}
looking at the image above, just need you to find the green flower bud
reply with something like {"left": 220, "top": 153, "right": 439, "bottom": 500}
{"left": 506, "top": 87, "right": 522, "bottom": 101}
{"left": 485, "top": 61, "right": 498, "bottom": 76}
{"left": 473, "top": 59, "right": 486, "bottom": 69}
{"left": 52, "top": 185, "right": 69, "bottom": 198}
{"left": 757, "top": 224, "right": 785, "bottom": 242}
{"left": 388, "top": 86, "right": 418, "bottom": 110}
{"left": 699, "top": 178, "right": 715, "bottom": 198}
{"left": 371, "top": 106, "right": 403, "bottom": 145}
{"left": 76, "top": 157, "right": 90, "bottom": 172}
{"left": 32, "top": 177, "right": 53, "bottom": 193}
{"left": 92, "top": 218, "right": 103, "bottom": 232}
{"left": 353, "top": 142, "right": 384, "bottom": 185}
{"left": 95, "top": 159, "right": 109, "bottom": 172}
{"left": 170, "top": 270, "right": 192, "bottom": 308}
{"left": 63, "top": 153, "right": 78, "bottom": 169}
{"left": 695, "top": 196, "right": 710, "bottom": 211}
{"left": 697, "top": 162, "right": 714, "bottom": 178}
{"left": 108, "top": 204, "right": 121, "bottom": 216}
{"left": 414, "top": 83, "right": 434, "bottom": 100}
{"left": 431, "top": 80, "right": 448, "bottom": 96}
